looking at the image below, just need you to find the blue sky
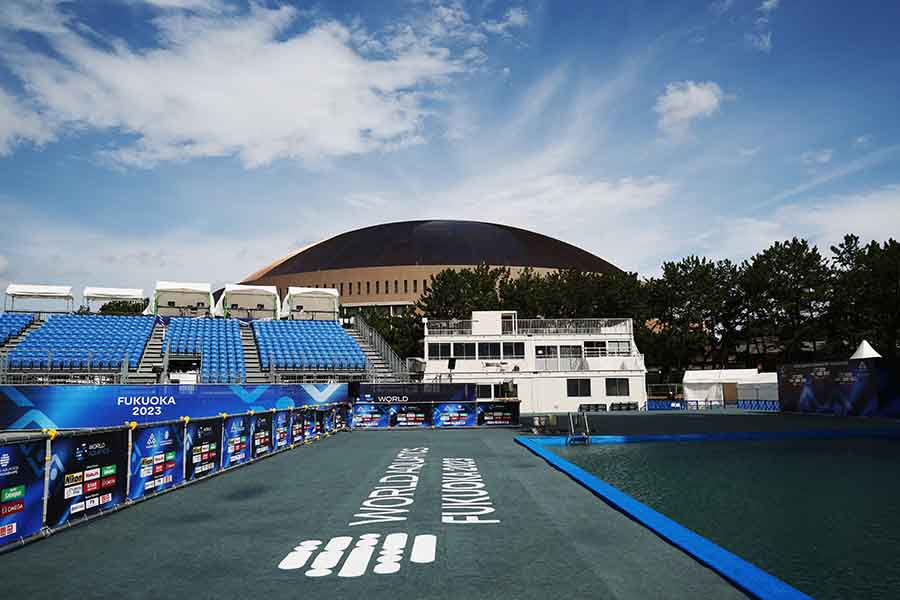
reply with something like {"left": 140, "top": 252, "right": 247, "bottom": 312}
{"left": 1, "top": 0, "right": 899, "bottom": 302}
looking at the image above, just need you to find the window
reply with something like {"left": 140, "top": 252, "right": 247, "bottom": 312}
{"left": 494, "top": 382, "right": 517, "bottom": 399}
{"left": 478, "top": 342, "right": 501, "bottom": 359}
{"left": 502, "top": 342, "right": 525, "bottom": 359}
{"left": 385, "top": 280, "right": 389, "bottom": 294}
{"left": 366, "top": 281, "right": 371, "bottom": 295}
{"left": 340, "top": 282, "right": 344, "bottom": 295}
{"left": 606, "top": 378, "right": 630, "bottom": 396}
{"left": 394, "top": 280, "right": 399, "bottom": 293}
{"left": 357, "top": 282, "right": 361, "bottom": 295}
{"left": 376, "top": 281, "right": 380, "bottom": 294}
{"left": 560, "top": 345, "right": 582, "bottom": 358}
{"left": 413, "top": 280, "right": 418, "bottom": 293}
{"left": 347, "top": 282, "right": 352, "bottom": 296}
{"left": 404, "top": 280, "right": 408, "bottom": 293}
{"left": 535, "top": 345, "right": 558, "bottom": 358}
{"left": 476, "top": 384, "right": 492, "bottom": 399}
{"left": 423, "top": 279, "right": 428, "bottom": 291}
{"left": 428, "top": 343, "right": 451, "bottom": 359}
{"left": 452, "top": 343, "right": 476, "bottom": 359}
{"left": 608, "top": 341, "right": 631, "bottom": 356}
{"left": 584, "top": 341, "right": 606, "bottom": 357}
{"left": 567, "top": 379, "right": 591, "bottom": 397}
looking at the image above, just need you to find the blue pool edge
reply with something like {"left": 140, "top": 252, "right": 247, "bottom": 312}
{"left": 514, "top": 435, "right": 814, "bottom": 600}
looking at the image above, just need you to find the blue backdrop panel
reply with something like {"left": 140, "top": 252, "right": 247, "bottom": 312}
{"left": 306, "top": 410, "right": 319, "bottom": 439}
{"left": 251, "top": 413, "right": 273, "bottom": 459}
{"left": 359, "top": 383, "right": 475, "bottom": 403}
{"left": 0, "top": 438, "right": 45, "bottom": 547}
{"left": 129, "top": 422, "right": 185, "bottom": 500}
{"left": 352, "top": 404, "right": 389, "bottom": 429}
{"left": 324, "top": 409, "right": 334, "bottom": 433}
{"left": 389, "top": 403, "right": 430, "bottom": 428}
{"left": 185, "top": 418, "right": 222, "bottom": 481}
{"left": 476, "top": 402, "right": 519, "bottom": 426}
{"left": 779, "top": 360, "right": 900, "bottom": 417}
{"left": 291, "top": 409, "right": 306, "bottom": 444}
{"left": 273, "top": 410, "right": 291, "bottom": 451}
{"left": 222, "top": 415, "right": 251, "bottom": 468}
{"left": 433, "top": 403, "right": 477, "bottom": 427}
{"left": 46, "top": 430, "right": 128, "bottom": 528}
{"left": 0, "top": 383, "right": 349, "bottom": 430}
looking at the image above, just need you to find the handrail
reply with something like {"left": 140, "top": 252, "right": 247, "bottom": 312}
{"left": 352, "top": 315, "right": 409, "bottom": 382}
{"left": 426, "top": 317, "right": 633, "bottom": 336}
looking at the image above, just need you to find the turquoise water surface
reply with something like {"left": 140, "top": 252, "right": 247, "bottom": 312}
{"left": 555, "top": 437, "right": 900, "bottom": 600}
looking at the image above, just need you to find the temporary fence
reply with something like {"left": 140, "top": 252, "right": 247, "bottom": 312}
{"left": 352, "top": 400, "right": 520, "bottom": 428}
{"left": 0, "top": 403, "right": 349, "bottom": 553}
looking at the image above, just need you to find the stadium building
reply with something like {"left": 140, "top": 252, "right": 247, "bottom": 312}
{"left": 241, "top": 220, "right": 621, "bottom": 314}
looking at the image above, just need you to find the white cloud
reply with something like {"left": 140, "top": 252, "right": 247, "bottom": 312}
{"left": 0, "top": 0, "right": 69, "bottom": 33}
{"left": 136, "top": 0, "right": 224, "bottom": 10}
{"left": 709, "top": 0, "right": 735, "bottom": 16}
{"left": 654, "top": 81, "right": 726, "bottom": 141}
{"left": 801, "top": 148, "right": 833, "bottom": 165}
{"left": 0, "top": 88, "right": 55, "bottom": 155}
{"left": 1, "top": 2, "right": 517, "bottom": 168}
{"left": 483, "top": 7, "right": 528, "bottom": 35}
{"left": 747, "top": 0, "right": 780, "bottom": 53}
{"left": 759, "top": 0, "right": 781, "bottom": 14}
{"left": 745, "top": 31, "right": 772, "bottom": 53}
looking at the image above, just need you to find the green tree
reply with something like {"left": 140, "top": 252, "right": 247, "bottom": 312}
{"left": 416, "top": 264, "right": 506, "bottom": 319}
{"left": 99, "top": 299, "right": 150, "bottom": 315}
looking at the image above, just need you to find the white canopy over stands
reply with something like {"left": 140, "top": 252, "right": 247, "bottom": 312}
{"left": 147, "top": 281, "right": 213, "bottom": 316}
{"left": 213, "top": 284, "right": 279, "bottom": 318}
{"left": 83, "top": 287, "right": 144, "bottom": 302}
{"left": 850, "top": 340, "right": 881, "bottom": 360}
{"left": 4, "top": 284, "right": 75, "bottom": 312}
{"left": 279, "top": 287, "right": 339, "bottom": 320}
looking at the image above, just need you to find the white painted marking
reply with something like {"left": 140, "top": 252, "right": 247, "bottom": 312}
{"left": 305, "top": 536, "right": 352, "bottom": 577}
{"left": 373, "top": 532, "right": 407, "bottom": 575}
{"left": 278, "top": 539, "right": 321, "bottom": 570}
{"left": 410, "top": 534, "right": 437, "bottom": 564}
{"left": 338, "top": 536, "right": 378, "bottom": 578}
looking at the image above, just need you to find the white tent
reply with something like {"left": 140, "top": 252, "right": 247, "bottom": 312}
{"left": 850, "top": 340, "right": 881, "bottom": 360}
{"left": 683, "top": 369, "right": 776, "bottom": 404}
{"left": 279, "top": 287, "right": 339, "bottom": 320}
{"left": 83, "top": 287, "right": 144, "bottom": 301}
{"left": 147, "top": 281, "right": 213, "bottom": 316}
{"left": 4, "top": 284, "right": 74, "bottom": 311}
{"left": 213, "top": 284, "right": 279, "bottom": 318}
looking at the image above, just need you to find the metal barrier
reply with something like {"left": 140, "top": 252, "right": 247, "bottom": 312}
{"left": 351, "top": 315, "right": 409, "bottom": 382}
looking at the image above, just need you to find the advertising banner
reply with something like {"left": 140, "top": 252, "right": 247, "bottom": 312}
{"left": 307, "top": 410, "right": 320, "bottom": 439}
{"left": 358, "top": 383, "right": 475, "bottom": 404}
{"left": 335, "top": 405, "right": 348, "bottom": 430}
{"left": 352, "top": 404, "right": 389, "bottom": 429}
{"left": 0, "top": 438, "right": 45, "bottom": 546}
{"left": 46, "top": 430, "right": 128, "bottom": 527}
{"left": 389, "top": 403, "right": 430, "bottom": 428}
{"left": 0, "top": 383, "right": 349, "bottom": 430}
{"left": 129, "top": 422, "right": 185, "bottom": 500}
{"left": 252, "top": 413, "right": 273, "bottom": 459}
{"left": 477, "top": 402, "right": 519, "bottom": 426}
{"left": 324, "top": 409, "right": 334, "bottom": 433}
{"left": 291, "top": 409, "right": 306, "bottom": 445}
{"left": 433, "top": 403, "right": 477, "bottom": 427}
{"left": 273, "top": 410, "right": 291, "bottom": 451}
{"left": 185, "top": 418, "right": 222, "bottom": 481}
{"left": 222, "top": 415, "right": 251, "bottom": 468}
{"left": 779, "top": 361, "right": 900, "bottom": 417}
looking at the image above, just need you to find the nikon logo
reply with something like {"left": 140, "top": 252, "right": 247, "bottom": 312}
{"left": 278, "top": 533, "right": 436, "bottom": 578}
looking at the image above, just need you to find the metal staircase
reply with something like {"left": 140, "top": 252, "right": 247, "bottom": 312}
{"left": 346, "top": 316, "right": 408, "bottom": 383}
{"left": 0, "top": 319, "right": 43, "bottom": 359}
{"left": 240, "top": 325, "right": 270, "bottom": 384}
{"left": 130, "top": 321, "right": 166, "bottom": 384}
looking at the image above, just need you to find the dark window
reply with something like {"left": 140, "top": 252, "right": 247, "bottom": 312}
{"left": 476, "top": 385, "right": 492, "bottom": 399}
{"left": 404, "top": 280, "right": 408, "bottom": 293}
{"left": 413, "top": 280, "right": 418, "bottom": 293}
{"left": 584, "top": 341, "right": 606, "bottom": 357}
{"left": 567, "top": 379, "right": 591, "bottom": 397}
{"left": 357, "top": 282, "right": 361, "bottom": 295}
{"left": 560, "top": 345, "right": 582, "bottom": 357}
{"left": 347, "top": 282, "right": 352, "bottom": 296}
{"left": 535, "top": 345, "right": 558, "bottom": 358}
{"left": 502, "top": 342, "right": 525, "bottom": 359}
{"left": 608, "top": 341, "right": 631, "bottom": 356}
{"left": 366, "top": 281, "right": 371, "bottom": 295}
{"left": 423, "top": 279, "right": 428, "bottom": 291}
{"left": 494, "top": 382, "right": 517, "bottom": 398}
{"left": 477, "top": 342, "right": 501, "bottom": 359}
{"left": 385, "top": 280, "right": 389, "bottom": 294}
{"left": 452, "top": 343, "right": 476, "bottom": 359}
{"left": 394, "top": 280, "right": 399, "bottom": 293}
{"left": 606, "top": 378, "right": 630, "bottom": 396}
{"left": 376, "top": 281, "right": 380, "bottom": 294}
{"left": 428, "top": 343, "right": 451, "bottom": 359}
{"left": 339, "top": 282, "right": 344, "bottom": 295}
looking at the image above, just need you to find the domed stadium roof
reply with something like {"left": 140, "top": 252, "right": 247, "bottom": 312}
{"left": 243, "top": 220, "right": 620, "bottom": 281}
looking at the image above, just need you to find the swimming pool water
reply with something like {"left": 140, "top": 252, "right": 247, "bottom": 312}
{"left": 554, "top": 437, "right": 900, "bottom": 600}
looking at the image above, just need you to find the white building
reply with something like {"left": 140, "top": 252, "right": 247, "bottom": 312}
{"left": 422, "top": 311, "right": 647, "bottom": 414}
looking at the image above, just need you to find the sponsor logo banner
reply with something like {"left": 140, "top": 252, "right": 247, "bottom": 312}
{"left": 83, "top": 468, "right": 100, "bottom": 481}
{"left": 0, "top": 439, "right": 44, "bottom": 546}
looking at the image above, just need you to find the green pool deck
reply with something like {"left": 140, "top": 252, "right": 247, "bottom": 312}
{"left": 4, "top": 429, "right": 746, "bottom": 599}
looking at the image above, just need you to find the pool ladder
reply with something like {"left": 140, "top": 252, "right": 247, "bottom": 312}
{"left": 566, "top": 412, "right": 591, "bottom": 446}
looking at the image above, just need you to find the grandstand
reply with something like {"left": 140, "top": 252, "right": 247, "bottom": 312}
{"left": 0, "top": 313, "right": 34, "bottom": 346}
{"left": 252, "top": 320, "right": 366, "bottom": 380}
{"left": 165, "top": 318, "right": 245, "bottom": 384}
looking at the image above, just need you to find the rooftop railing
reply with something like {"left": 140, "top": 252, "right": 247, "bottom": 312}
{"left": 425, "top": 318, "right": 632, "bottom": 337}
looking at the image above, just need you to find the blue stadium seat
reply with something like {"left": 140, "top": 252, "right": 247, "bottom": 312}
{"left": 0, "top": 313, "right": 34, "bottom": 346}
{"left": 164, "top": 317, "right": 245, "bottom": 384}
{"left": 251, "top": 319, "right": 366, "bottom": 373}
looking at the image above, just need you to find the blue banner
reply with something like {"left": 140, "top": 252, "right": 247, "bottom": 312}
{"left": 0, "top": 384, "right": 349, "bottom": 430}
{"left": 476, "top": 402, "right": 519, "bottom": 426}
{"left": 185, "top": 418, "right": 222, "bottom": 481}
{"left": 129, "top": 423, "right": 185, "bottom": 500}
{"left": 291, "top": 409, "right": 306, "bottom": 445}
{"left": 306, "top": 410, "right": 319, "bottom": 439}
{"left": 433, "top": 402, "right": 477, "bottom": 427}
{"left": 352, "top": 403, "right": 388, "bottom": 429}
{"left": 251, "top": 413, "right": 273, "bottom": 459}
{"left": 46, "top": 430, "right": 128, "bottom": 528}
{"left": 273, "top": 410, "right": 291, "bottom": 451}
{"left": 0, "top": 438, "right": 45, "bottom": 546}
{"left": 222, "top": 415, "right": 251, "bottom": 468}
